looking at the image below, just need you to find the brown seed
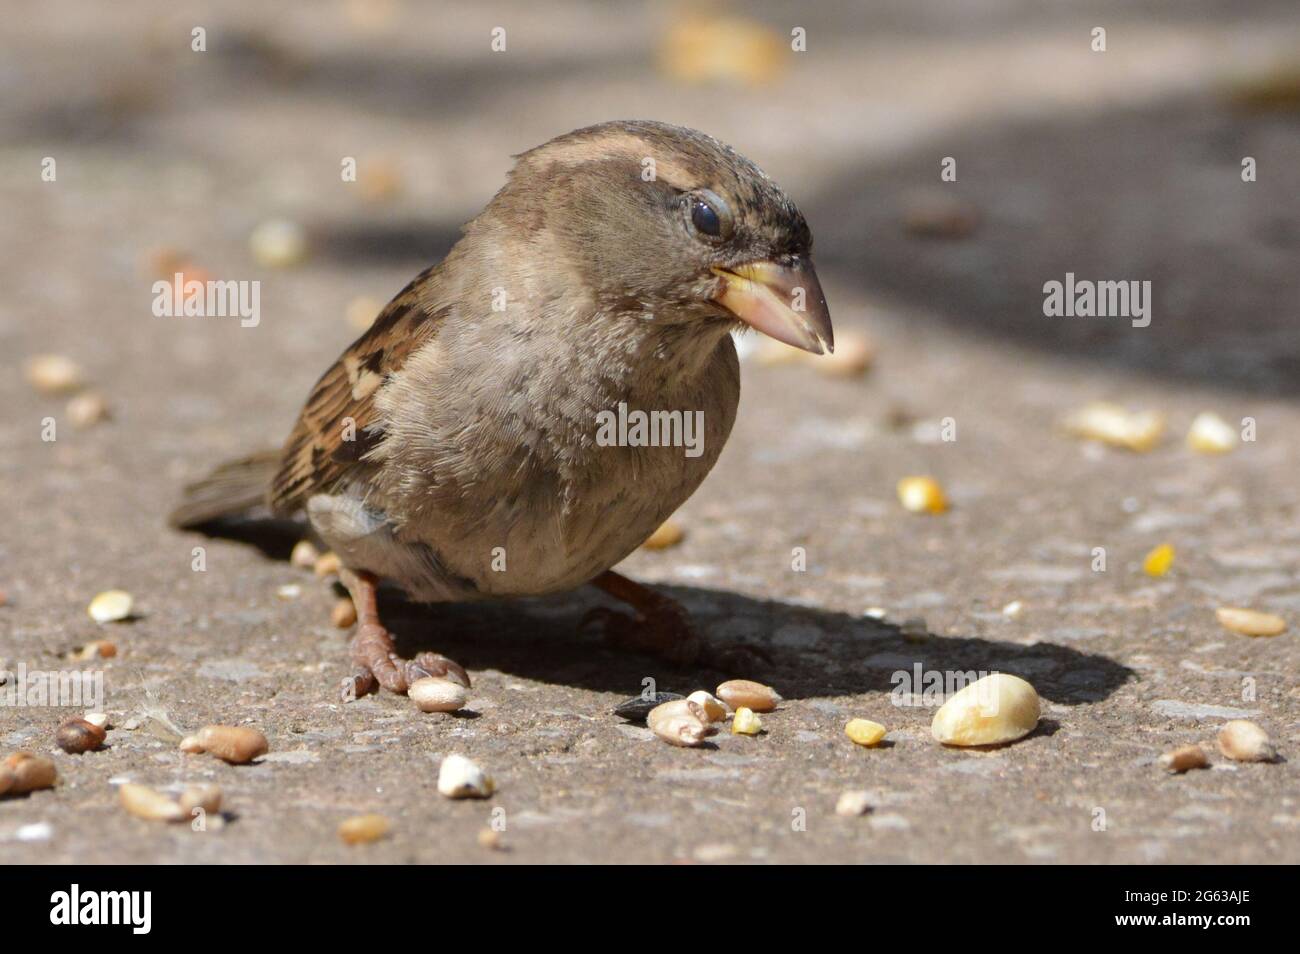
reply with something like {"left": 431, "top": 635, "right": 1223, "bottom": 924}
{"left": 338, "top": 813, "right": 390, "bottom": 845}
{"left": 56, "top": 719, "right": 106, "bottom": 754}
{"left": 715, "top": 679, "right": 781, "bottom": 713}
{"left": 313, "top": 552, "right": 342, "bottom": 578}
{"left": 0, "top": 752, "right": 57, "bottom": 796}
{"left": 179, "top": 784, "right": 223, "bottom": 815}
{"left": 182, "top": 725, "right": 268, "bottom": 764}
{"left": 330, "top": 598, "right": 358, "bottom": 629}
{"left": 408, "top": 676, "right": 468, "bottom": 713}
{"left": 120, "top": 783, "right": 186, "bottom": 822}
{"left": 1158, "top": 744, "right": 1209, "bottom": 774}
{"left": 647, "top": 699, "right": 716, "bottom": 747}
{"left": 1217, "top": 720, "right": 1276, "bottom": 763}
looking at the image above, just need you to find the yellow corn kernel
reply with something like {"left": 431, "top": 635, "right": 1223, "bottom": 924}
{"left": 896, "top": 476, "right": 948, "bottom": 514}
{"left": 1142, "top": 543, "right": 1175, "bottom": 577}
{"left": 1186, "top": 412, "right": 1237, "bottom": 454}
{"left": 845, "top": 718, "right": 887, "bottom": 747}
{"left": 731, "top": 707, "right": 762, "bottom": 736}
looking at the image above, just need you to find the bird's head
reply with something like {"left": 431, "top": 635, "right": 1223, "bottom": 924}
{"left": 492, "top": 120, "right": 834, "bottom": 355}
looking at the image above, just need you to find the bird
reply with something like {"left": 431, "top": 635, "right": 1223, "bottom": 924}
{"left": 170, "top": 120, "right": 833, "bottom": 706}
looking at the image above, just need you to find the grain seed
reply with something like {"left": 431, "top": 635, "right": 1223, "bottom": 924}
{"left": 119, "top": 783, "right": 186, "bottom": 822}
{"left": 290, "top": 540, "right": 320, "bottom": 568}
{"left": 1186, "top": 412, "right": 1237, "bottom": 454}
{"left": 835, "top": 790, "right": 872, "bottom": 817}
{"left": 686, "top": 690, "right": 727, "bottom": 722}
{"left": 181, "top": 725, "right": 268, "bottom": 764}
{"left": 1159, "top": 744, "right": 1209, "bottom": 774}
{"left": 845, "top": 718, "right": 886, "bottom": 747}
{"left": 0, "top": 752, "right": 57, "bottom": 796}
{"left": 731, "top": 707, "right": 762, "bottom": 735}
{"left": 330, "top": 598, "right": 358, "bottom": 629}
{"left": 647, "top": 699, "right": 715, "bottom": 747}
{"left": 1215, "top": 607, "right": 1286, "bottom": 637}
{"left": 613, "top": 692, "right": 683, "bottom": 722}
{"left": 437, "top": 753, "right": 494, "bottom": 798}
{"left": 931, "top": 673, "right": 1040, "bottom": 746}
{"left": 408, "top": 677, "right": 467, "bottom": 713}
{"left": 25, "top": 354, "right": 85, "bottom": 395}
{"left": 1217, "top": 720, "right": 1276, "bottom": 763}
{"left": 56, "top": 719, "right": 106, "bottom": 754}
{"left": 642, "top": 520, "right": 685, "bottom": 550}
{"left": 179, "top": 784, "right": 223, "bottom": 815}
{"left": 715, "top": 679, "right": 781, "bottom": 712}
{"left": 896, "top": 476, "right": 948, "bottom": 514}
{"left": 87, "top": 590, "right": 133, "bottom": 623}
{"left": 338, "top": 813, "right": 390, "bottom": 844}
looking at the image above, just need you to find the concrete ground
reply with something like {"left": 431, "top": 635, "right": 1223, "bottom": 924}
{"left": 2, "top": 1, "right": 1299, "bottom": 863}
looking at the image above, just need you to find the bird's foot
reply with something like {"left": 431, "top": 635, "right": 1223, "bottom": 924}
{"left": 341, "top": 623, "right": 471, "bottom": 702}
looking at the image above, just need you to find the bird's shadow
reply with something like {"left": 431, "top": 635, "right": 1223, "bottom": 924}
{"left": 186, "top": 518, "right": 1133, "bottom": 704}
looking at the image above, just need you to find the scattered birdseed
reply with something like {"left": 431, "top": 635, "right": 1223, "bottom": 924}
{"left": 437, "top": 753, "right": 494, "bottom": 798}
{"left": 338, "top": 813, "right": 391, "bottom": 844}
{"left": 25, "top": 354, "right": 85, "bottom": 395}
{"left": 330, "top": 598, "right": 358, "bottom": 629}
{"left": 1062, "top": 402, "right": 1164, "bottom": 452}
{"left": 1159, "top": 744, "right": 1209, "bottom": 774}
{"left": 1187, "top": 412, "right": 1238, "bottom": 454}
{"left": 249, "top": 218, "right": 307, "bottom": 267}
{"left": 647, "top": 699, "right": 716, "bottom": 747}
{"left": 1217, "top": 720, "right": 1276, "bottom": 763}
{"left": 180, "top": 725, "right": 268, "bottom": 764}
{"left": 896, "top": 476, "right": 948, "bottom": 514}
{"left": 408, "top": 677, "right": 468, "bottom": 713}
{"left": 66, "top": 392, "right": 110, "bottom": 428}
{"left": 731, "top": 707, "right": 762, "bottom": 735}
{"left": 715, "top": 679, "right": 781, "bottom": 712}
{"left": 614, "top": 692, "right": 684, "bottom": 722}
{"left": 276, "top": 583, "right": 302, "bottom": 600}
{"left": 87, "top": 590, "right": 133, "bottom": 623}
{"left": 55, "top": 718, "right": 106, "bottom": 754}
{"left": 179, "top": 784, "right": 223, "bottom": 816}
{"left": 70, "top": 639, "right": 117, "bottom": 661}
{"left": 845, "top": 718, "right": 887, "bottom": 747}
{"left": 83, "top": 712, "right": 109, "bottom": 729}
{"left": 642, "top": 520, "right": 685, "bottom": 550}
{"left": 686, "top": 690, "right": 727, "bottom": 722}
{"left": 1215, "top": 607, "right": 1286, "bottom": 637}
{"left": 314, "top": 552, "right": 342, "bottom": 578}
{"left": 1143, "top": 543, "right": 1175, "bottom": 577}
{"left": 835, "top": 790, "right": 873, "bottom": 817}
{"left": 0, "top": 752, "right": 57, "bottom": 796}
{"left": 1001, "top": 600, "right": 1023, "bottom": 618}
{"left": 290, "top": 540, "right": 320, "bottom": 568}
{"left": 477, "top": 828, "right": 505, "bottom": 851}
{"left": 119, "top": 783, "right": 186, "bottom": 822}
{"left": 931, "top": 673, "right": 1040, "bottom": 746}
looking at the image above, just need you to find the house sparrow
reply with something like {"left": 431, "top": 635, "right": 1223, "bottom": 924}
{"left": 171, "top": 120, "right": 833, "bottom": 705}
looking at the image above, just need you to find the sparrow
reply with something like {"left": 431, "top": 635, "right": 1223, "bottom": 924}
{"left": 170, "top": 120, "right": 833, "bottom": 706}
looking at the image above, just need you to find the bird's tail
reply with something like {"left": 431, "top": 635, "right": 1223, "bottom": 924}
{"left": 168, "top": 450, "right": 281, "bottom": 529}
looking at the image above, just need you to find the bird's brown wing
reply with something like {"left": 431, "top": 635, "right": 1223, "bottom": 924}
{"left": 270, "top": 268, "right": 443, "bottom": 514}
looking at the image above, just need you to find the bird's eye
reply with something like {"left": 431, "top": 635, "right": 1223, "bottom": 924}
{"left": 685, "top": 190, "right": 732, "bottom": 241}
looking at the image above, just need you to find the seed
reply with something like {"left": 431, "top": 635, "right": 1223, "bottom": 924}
{"left": 1001, "top": 600, "right": 1023, "bottom": 618}
{"left": 1062, "top": 402, "right": 1165, "bottom": 452}
{"left": 1217, "top": 720, "right": 1276, "bottom": 763}
{"left": 313, "top": 552, "right": 342, "bottom": 578}
{"left": 647, "top": 699, "right": 716, "bottom": 747}
{"left": 845, "top": 718, "right": 887, "bottom": 747}
{"left": 686, "top": 690, "right": 727, "bottom": 722}
{"left": 56, "top": 718, "right": 106, "bottom": 754}
{"left": 289, "top": 539, "right": 320, "bottom": 568}
{"left": 84, "top": 712, "right": 109, "bottom": 729}
{"left": 814, "top": 330, "right": 874, "bottom": 378}
{"left": 1187, "top": 412, "right": 1237, "bottom": 454}
{"left": 731, "top": 707, "right": 762, "bottom": 735}
{"left": 182, "top": 725, "right": 269, "bottom": 764}
{"left": 87, "top": 590, "right": 133, "bottom": 623}
{"left": 715, "top": 679, "right": 781, "bottom": 713}
{"left": 613, "top": 691, "right": 684, "bottom": 722}
{"left": 1158, "top": 744, "right": 1209, "bottom": 774}
{"left": 1215, "top": 606, "right": 1286, "bottom": 637}
{"left": 437, "top": 753, "right": 494, "bottom": 798}
{"left": 931, "top": 673, "right": 1040, "bottom": 746}
{"left": 330, "top": 598, "right": 358, "bottom": 629}
{"left": 249, "top": 218, "right": 307, "bottom": 267}
{"left": 119, "top": 783, "right": 186, "bottom": 822}
{"left": 25, "top": 354, "right": 85, "bottom": 395}
{"left": 896, "top": 476, "right": 948, "bottom": 514}
{"left": 408, "top": 677, "right": 468, "bottom": 713}
{"left": 835, "top": 790, "right": 873, "bottom": 817}
{"left": 642, "top": 520, "right": 685, "bottom": 550}
{"left": 338, "top": 813, "right": 391, "bottom": 844}
{"left": 1142, "top": 543, "right": 1175, "bottom": 577}
{"left": 179, "top": 784, "right": 223, "bottom": 815}
{"left": 477, "top": 828, "right": 504, "bottom": 851}
{"left": 0, "top": 752, "right": 58, "bottom": 796}
{"left": 66, "top": 392, "right": 110, "bottom": 428}
{"left": 276, "top": 583, "right": 302, "bottom": 600}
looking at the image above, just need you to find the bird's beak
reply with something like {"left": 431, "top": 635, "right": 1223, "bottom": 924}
{"left": 710, "top": 258, "right": 834, "bottom": 355}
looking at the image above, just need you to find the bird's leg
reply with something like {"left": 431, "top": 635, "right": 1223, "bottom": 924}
{"left": 583, "top": 570, "right": 704, "bottom": 667}
{"left": 338, "top": 567, "right": 470, "bottom": 702}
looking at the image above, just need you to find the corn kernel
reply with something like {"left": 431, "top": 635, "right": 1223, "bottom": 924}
{"left": 1063, "top": 402, "right": 1164, "bottom": 452}
{"left": 1142, "top": 543, "right": 1175, "bottom": 577}
{"left": 642, "top": 519, "right": 684, "bottom": 550}
{"left": 1186, "top": 412, "right": 1237, "bottom": 454}
{"left": 896, "top": 476, "right": 948, "bottom": 514}
{"left": 731, "top": 707, "right": 762, "bottom": 735}
{"left": 845, "top": 718, "right": 886, "bottom": 747}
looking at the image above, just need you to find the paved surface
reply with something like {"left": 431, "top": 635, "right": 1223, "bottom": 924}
{"left": 2, "top": 1, "right": 1299, "bottom": 863}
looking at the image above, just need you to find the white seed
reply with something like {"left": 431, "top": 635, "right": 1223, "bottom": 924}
{"left": 179, "top": 735, "right": 205, "bottom": 754}
{"left": 731, "top": 707, "right": 762, "bottom": 736}
{"left": 338, "top": 813, "right": 390, "bottom": 844}
{"left": 408, "top": 677, "right": 467, "bottom": 713}
{"left": 686, "top": 690, "right": 727, "bottom": 722}
{"left": 87, "top": 590, "right": 133, "bottom": 623}
{"left": 289, "top": 540, "right": 320, "bottom": 568}
{"left": 931, "top": 673, "right": 1040, "bottom": 746}
{"left": 1187, "top": 412, "right": 1237, "bottom": 454}
{"left": 66, "top": 392, "right": 110, "bottom": 428}
{"left": 1159, "top": 744, "right": 1209, "bottom": 774}
{"left": 845, "top": 718, "right": 886, "bottom": 747}
{"left": 715, "top": 679, "right": 781, "bottom": 713}
{"left": 84, "top": 712, "right": 109, "bottom": 729}
{"left": 835, "top": 790, "right": 872, "bottom": 817}
{"left": 1001, "top": 600, "right": 1023, "bottom": 618}
{"left": 647, "top": 699, "right": 716, "bottom": 747}
{"left": 249, "top": 218, "right": 307, "bottom": 267}
{"left": 1062, "top": 402, "right": 1165, "bottom": 452}
{"left": 437, "top": 753, "right": 494, "bottom": 799}
{"left": 25, "top": 354, "right": 85, "bottom": 395}
{"left": 179, "top": 784, "right": 223, "bottom": 815}
{"left": 119, "top": 783, "right": 186, "bottom": 822}
{"left": 1215, "top": 606, "right": 1286, "bottom": 637}
{"left": 313, "top": 552, "right": 342, "bottom": 577}
{"left": 1217, "top": 720, "right": 1276, "bottom": 763}
{"left": 184, "top": 725, "right": 268, "bottom": 764}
